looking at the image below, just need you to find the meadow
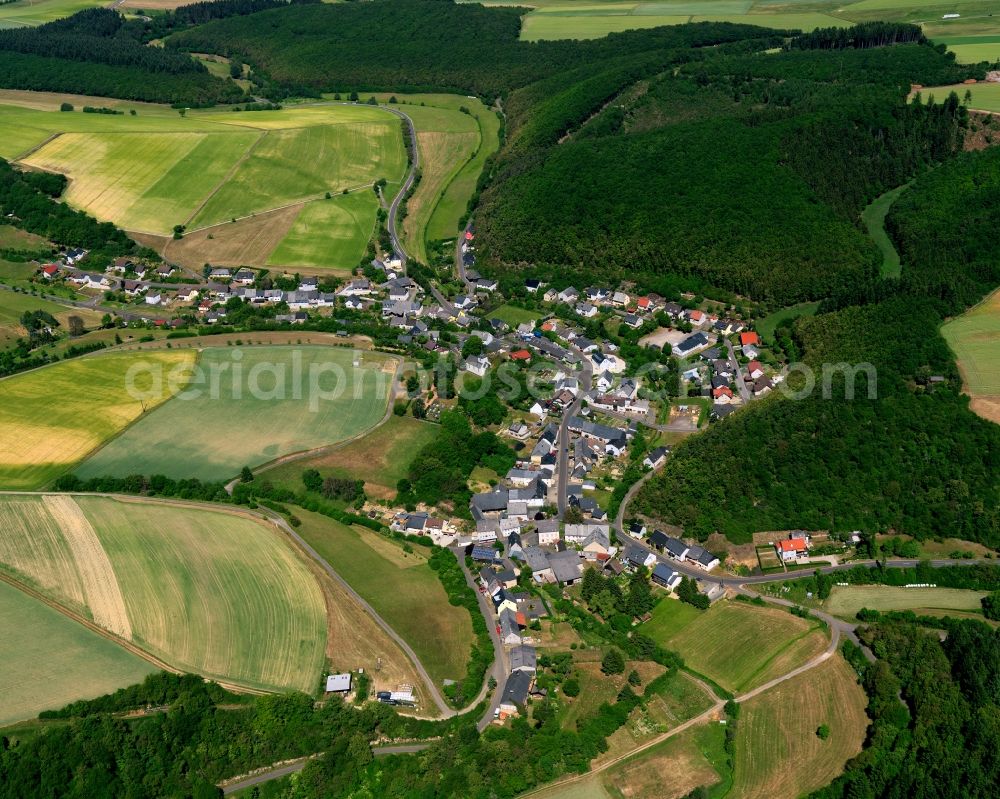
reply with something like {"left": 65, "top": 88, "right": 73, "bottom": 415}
{"left": 0, "top": 579, "right": 156, "bottom": 726}
{"left": 487, "top": 303, "right": 540, "bottom": 327}
{"left": 0, "top": 350, "right": 194, "bottom": 489}
{"left": 0, "top": 0, "right": 102, "bottom": 29}
{"left": 0, "top": 494, "right": 329, "bottom": 694}
{"left": 823, "top": 584, "right": 988, "bottom": 618}
{"left": 731, "top": 656, "right": 867, "bottom": 799}
{"left": 267, "top": 190, "right": 379, "bottom": 273}
{"left": 265, "top": 414, "right": 439, "bottom": 501}
{"left": 861, "top": 183, "right": 910, "bottom": 278}
{"left": 0, "top": 290, "right": 101, "bottom": 348}
{"left": 77, "top": 346, "right": 394, "bottom": 482}
{"left": 756, "top": 301, "right": 820, "bottom": 344}
{"left": 647, "top": 600, "right": 828, "bottom": 693}
{"left": 293, "top": 509, "right": 476, "bottom": 689}
{"left": 941, "top": 287, "right": 1000, "bottom": 423}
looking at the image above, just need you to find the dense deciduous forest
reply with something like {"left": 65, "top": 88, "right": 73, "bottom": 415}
{"left": 0, "top": 8, "right": 243, "bottom": 104}
{"left": 636, "top": 148, "right": 1000, "bottom": 546}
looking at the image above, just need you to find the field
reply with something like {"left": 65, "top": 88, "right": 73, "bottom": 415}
{"left": 0, "top": 290, "right": 101, "bottom": 349}
{"left": 513, "top": 0, "right": 1000, "bottom": 50}
{"left": 731, "top": 656, "right": 867, "bottom": 799}
{"left": 264, "top": 414, "right": 439, "bottom": 500}
{"left": 941, "top": 287, "right": 1000, "bottom": 423}
{"left": 0, "top": 579, "right": 156, "bottom": 726}
{"left": 0, "top": 350, "right": 194, "bottom": 489}
{"left": 267, "top": 191, "right": 379, "bottom": 273}
{"left": 3, "top": 98, "right": 405, "bottom": 267}
{"left": 646, "top": 600, "right": 828, "bottom": 693}
{"left": 823, "top": 585, "right": 988, "bottom": 619}
{"left": 641, "top": 596, "right": 702, "bottom": 641}
{"left": 0, "top": 494, "right": 328, "bottom": 693}
{"left": 487, "top": 304, "right": 541, "bottom": 327}
{"left": 293, "top": 509, "right": 476, "bottom": 689}
{"left": 76, "top": 346, "right": 394, "bottom": 482}
{"left": 0, "top": 0, "right": 102, "bottom": 28}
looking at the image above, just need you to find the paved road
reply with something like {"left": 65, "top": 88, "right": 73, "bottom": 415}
{"left": 556, "top": 343, "right": 593, "bottom": 517}
{"left": 455, "top": 221, "right": 474, "bottom": 288}
{"left": 724, "top": 337, "right": 752, "bottom": 403}
{"left": 380, "top": 105, "right": 419, "bottom": 265}
{"left": 222, "top": 760, "right": 310, "bottom": 795}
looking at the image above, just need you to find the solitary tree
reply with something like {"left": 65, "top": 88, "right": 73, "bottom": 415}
{"left": 240, "top": 466, "right": 254, "bottom": 483}
{"left": 601, "top": 648, "right": 625, "bottom": 675}
{"left": 67, "top": 315, "right": 85, "bottom": 337}
{"left": 816, "top": 724, "right": 831, "bottom": 740}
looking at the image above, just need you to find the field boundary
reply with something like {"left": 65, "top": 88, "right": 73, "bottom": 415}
{"left": 180, "top": 128, "right": 267, "bottom": 229}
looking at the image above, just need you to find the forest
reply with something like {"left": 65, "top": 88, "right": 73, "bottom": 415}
{"left": 810, "top": 619, "right": 999, "bottom": 799}
{"left": 0, "top": 9, "right": 243, "bottom": 104}
{"left": 636, "top": 148, "right": 1000, "bottom": 546}
{"left": 0, "top": 159, "right": 153, "bottom": 264}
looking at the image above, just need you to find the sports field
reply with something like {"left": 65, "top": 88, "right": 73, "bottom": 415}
{"left": 941, "top": 287, "right": 1000, "bottom": 423}
{"left": 648, "top": 600, "right": 828, "bottom": 693}
{"left": 824, "top": 584, "right": 988, "bottom": 618}
{"left": 265, "top": 414, "right": 439, "bottom": 500}
{"left": 77, "top": 346, "right": 394, "bottom": 482}
{"left": 267, "top": 191, "right": 379, "bottom": 272}
{"left": 293, "top": 509, "right": 476, "bottom": 689}
{"left": 0, "top": 350, "right": 194, "bottom": 489}
{"left": 0, "top": 494, "right": 328, "bottom": 693}
{"left": 0, "top": 579, "right": 156, "bottom": 726}
{"left": 732, "top": 655, "right": 867, "bottom": 799}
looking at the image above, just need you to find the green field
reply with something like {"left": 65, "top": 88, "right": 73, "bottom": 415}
{"left": 487, "top": 304, "right": 540, "bottom": 327}
{"left": 189, "top": 120, "right": 405, "bottom": 228}
{"left": 646, "top": 600, "right": 827, "bottom": 693}
{"left": 293, "top": 508, "right": 476, "bottom": 688}
{"left": 941, "top": 287, "right": 1000, "bottom": 422}
{"left": 267, "top": 190, "right": 379, "bottom": 272}
{"left": 22, "top": 131, "right": 258, "bottom": 234}
{"left": 756, "top": 301, "right": 821, "bottom": 344}
{"left": 0, "top": 579, "right": 156, "bottom": 726}
{"left": 4, "top": 100, "right": 405, "bottom": 242}
{"left": 77, "top": 346, "right": 393, "bottom": 482}
{"left": 861, "top": 183, "right": 911, "bottom": 278}
{"left": 0, "top": 350, "right": 195, "bottom": 489}
{"left": 0, "top": 494, "right": 328, "bottom": 694}
{"left": 824, "top": 585, "right": 988, "bottom": 618}
{"left": 265, "top": 413, "right": 439, "bottom": 501}
{"left": 0, "top": 0, "right": 102, "bottom": 28}
{"left": 641, "top": 596, "right": 702, "bottom": 640}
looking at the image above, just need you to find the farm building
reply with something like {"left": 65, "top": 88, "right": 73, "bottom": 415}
{"left": 325, "top": 673, "right": 352, "bottom": 693}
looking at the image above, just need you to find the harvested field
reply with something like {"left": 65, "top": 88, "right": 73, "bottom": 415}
{"left": 160, "top": 203, "right": 302, "bottom": 269}
{"left": 268, "top": 191, "right": 378, "bottom": 273}
{"left": 42, "top": 495, "right": 131, "bottom": 640}
{"left": 732, "top": 655, "right": 867, "bottom": 799}
{"left": 824, "top": 585, "right": 987, "bottom": 619}
{"left": 942, "top": 287, "right": 1000, "bottom": 424}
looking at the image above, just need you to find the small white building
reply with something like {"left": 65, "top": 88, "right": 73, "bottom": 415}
{"left": 326, "top": 673, "right": 352, "bottom": 693}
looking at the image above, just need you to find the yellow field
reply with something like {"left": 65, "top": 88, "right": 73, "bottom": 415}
{"left": 0, "top": 351, "right": 194, "bottom": 489}
{"left": 0, "top": 495, "right": 329, "bottom": 693}
{"left": 21, "top": 131, "right": 258, "bottom": 234}
{"left": 732, "top": 656, "right": 867, "bottom": 799}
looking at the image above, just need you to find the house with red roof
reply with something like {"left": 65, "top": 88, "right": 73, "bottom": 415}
{"left": 746, "top": 360, "right": 764, "bottom": 380}
{"left": 636, "top": 296, "right": 653, "bottom": 312}
{"left": 776, "top": 537, "right": 809, "bottom": 562}
{"left": 739, "top": 331, "right": 760, "bottom": 347}
{"left": 712, "top": 385, "right": 735, "bottom": 403}
{"left": 510, "top": 349, "right": 531, "bottom": 362}
{"left": 688, "top": 309, "right": 705, "bottom": 325}
{"left": 40, "top": 264, "right": 60, "bottom": 279}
